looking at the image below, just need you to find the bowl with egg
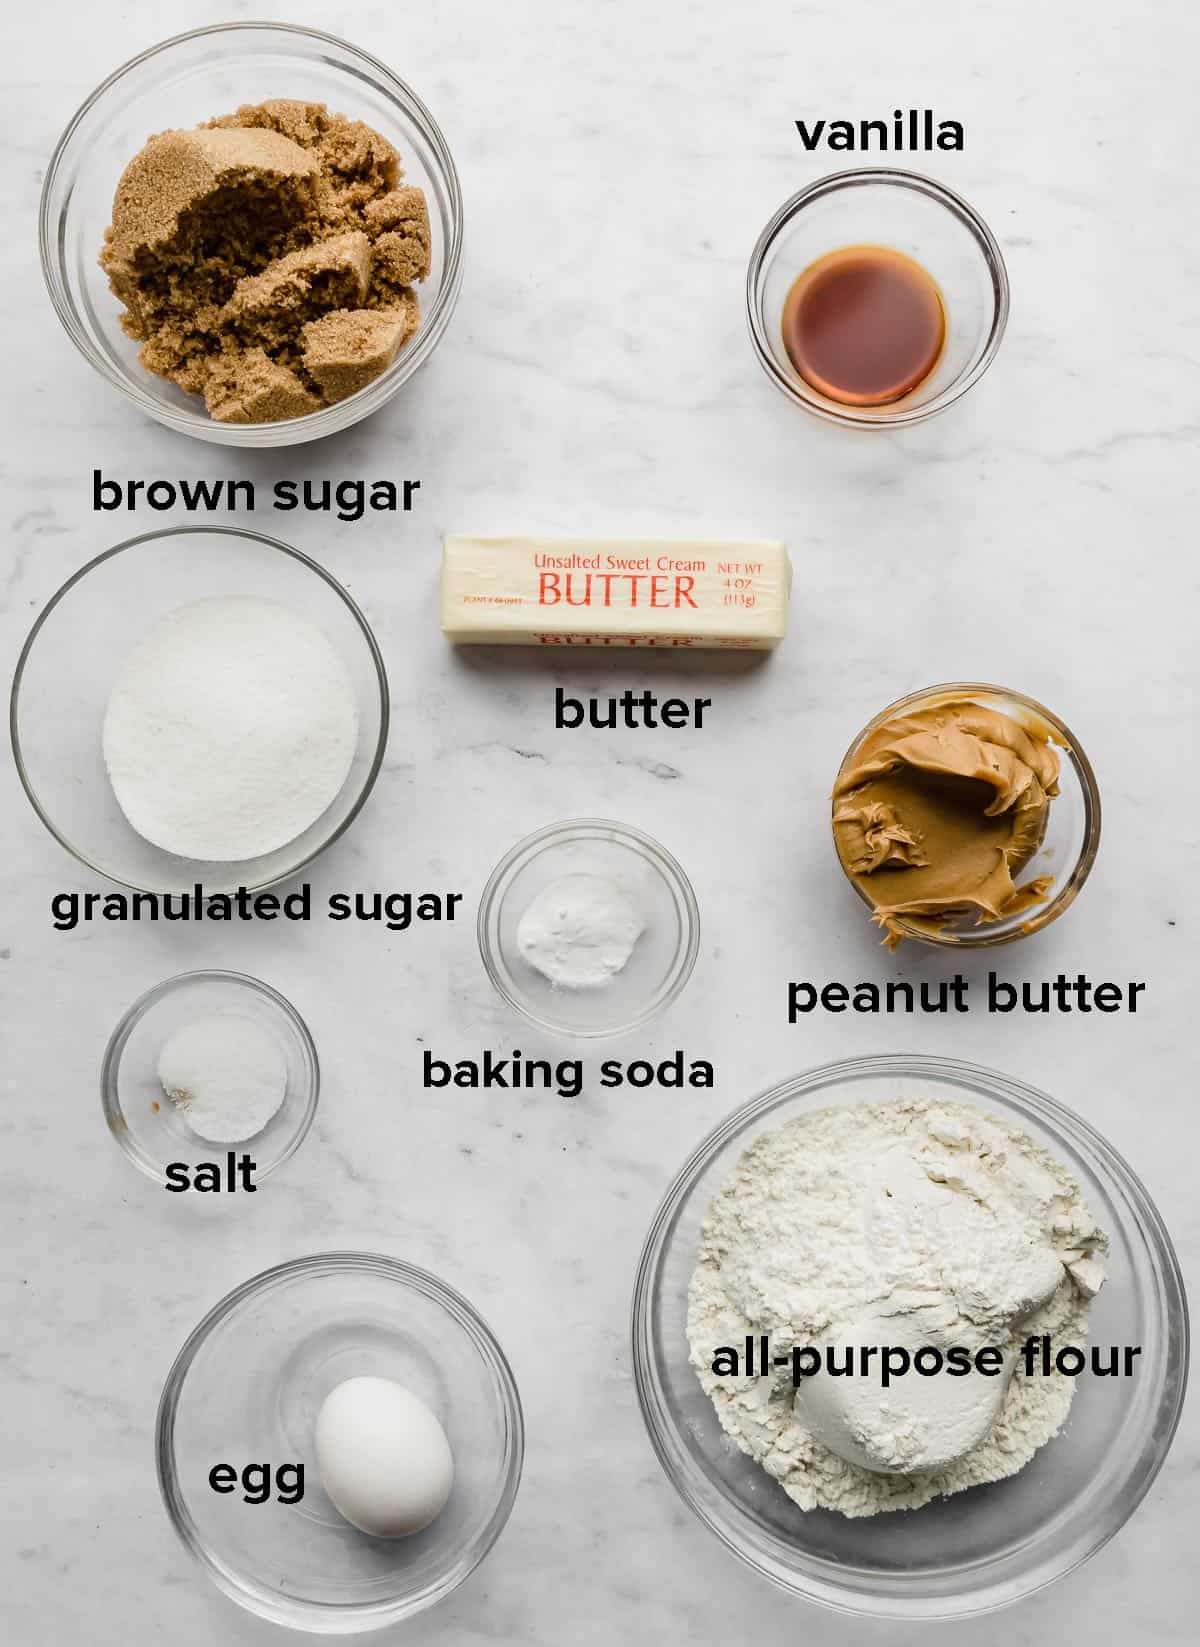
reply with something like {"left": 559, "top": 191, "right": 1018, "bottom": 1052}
{"left": 157, "top": 1252, "right": 524, "bottom": 1631}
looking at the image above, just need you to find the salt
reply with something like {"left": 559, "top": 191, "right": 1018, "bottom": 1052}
{"left": 157, "top": 1014, "right": 287, "bottom": 1143}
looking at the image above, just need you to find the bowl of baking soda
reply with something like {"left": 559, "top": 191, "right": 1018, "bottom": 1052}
{"left": 478, "top": 819, "right": 700, "bottom": 1037}
{"left": 632, "top": 1054, "right": 1188, "bottom": 1618}
{"left": 11, "top": 526, "right": 388, "bottom": 895}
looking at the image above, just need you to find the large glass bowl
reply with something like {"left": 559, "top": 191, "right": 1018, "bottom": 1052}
{"left": 157, "top": 1253, "right": 524, "bottom": 1633}
{"left": 40, "top": 21, "right": 463, "bottom": 446}
{"left": 10, "top": 526, "right": 389, "bottom": 894}
{"left": 632, "top": 1055, "right": 1188, "bottom": 1619}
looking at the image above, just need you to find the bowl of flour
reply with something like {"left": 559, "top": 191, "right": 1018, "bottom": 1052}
{"left": 632, "top": 1054, "right": 1187, "bottom": 1618}
{"left": 11, "top": 526, "right": 388, "bottom": 894}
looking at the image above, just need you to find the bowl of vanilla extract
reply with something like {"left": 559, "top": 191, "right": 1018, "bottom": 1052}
{"left": 747, "top": 168, "right": 1009, "bottom": 429}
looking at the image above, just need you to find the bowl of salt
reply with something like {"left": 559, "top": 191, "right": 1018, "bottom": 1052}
{"left": 102, "top": 969, "right": 319, "bottom": 1187}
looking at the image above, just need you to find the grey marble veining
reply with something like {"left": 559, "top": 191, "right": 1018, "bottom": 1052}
{"left": 1, "top": 0, "right": 1196, "bottom": 1641}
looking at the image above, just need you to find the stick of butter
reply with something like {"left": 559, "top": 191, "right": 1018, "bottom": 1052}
{"left": 441, "top": 536, "right": 791, "bottom": 650}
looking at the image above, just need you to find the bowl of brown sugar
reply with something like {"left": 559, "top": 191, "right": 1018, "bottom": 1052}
{"left": 40, "top": 22, "right": 463, "bottom": 445}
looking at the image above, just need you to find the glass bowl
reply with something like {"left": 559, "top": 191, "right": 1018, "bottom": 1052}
{"left": 102, "top": 970, "right": 318, "bottom": 1187}
{"left": 832, "top": 682, "right": 1100, "bottom": 948}
{"left": 157, "top": 1252, "right": 524, "bottom": 1633}
{"left": 632, "top": 1054, "right": 1188, "bottom": 1620}
{"left": 747, "top": 169, "right": 1008, "bottom": 428}
{"left": 10, "top": 526, "right": 389, "bottom": 895}
{"left": 40, "top": 21, "right": 463, "bottom": 446}
{"left": 477, "top": 818, "right": 700, "bottom": 1038}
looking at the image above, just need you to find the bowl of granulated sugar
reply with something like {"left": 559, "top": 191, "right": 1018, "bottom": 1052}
{"left": 11, "top": 526, "right": 389, "bottom": 895}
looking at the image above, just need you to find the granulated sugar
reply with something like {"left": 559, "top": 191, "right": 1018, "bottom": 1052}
{"left": 102, "top": 594, "right": 358, "bottom": 862}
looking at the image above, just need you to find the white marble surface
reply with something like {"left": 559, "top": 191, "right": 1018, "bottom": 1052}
{"left": 1, "top": 0, "right": 1196, "bottom": 1639}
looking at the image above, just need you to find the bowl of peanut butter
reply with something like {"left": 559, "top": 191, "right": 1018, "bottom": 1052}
{"left": 832, "top": 684, "right": 1101, "bottom": 948}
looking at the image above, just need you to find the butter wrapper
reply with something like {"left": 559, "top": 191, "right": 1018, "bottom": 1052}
{"left": 441, "top": 536, "right": 791, "bottom": 650}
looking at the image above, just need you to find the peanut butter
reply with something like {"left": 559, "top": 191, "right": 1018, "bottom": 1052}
{"left": 833, "top": 695, "right": 1060, "bottom": 947}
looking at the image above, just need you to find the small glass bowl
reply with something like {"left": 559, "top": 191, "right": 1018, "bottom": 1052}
{"left": 10, "top": 526, "right": 389, "bottom": 895}
{"left": 478, "top": 818, "right": 700, "bottom": 1038}
{"left": 40, "top": 21, "right": 463, "bottom": 446}
{"left": 632, "top": 1054, "right": 1188, "bottom": 1619}
{"left": 102, "top": 970, "right": 319, "bottom": 1186}
{"left": 832, "top": 682, "right": 1100, "bottom": 948}
{"left": 157, "top": 1252, "right": 524, "bottom": 1633}
{"left": 747, "top": 169, "right": 1008, "bottom": 428}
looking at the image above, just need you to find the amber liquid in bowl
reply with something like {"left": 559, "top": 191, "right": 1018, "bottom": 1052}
{"left": 782, "top": 245, "right": 945, "bottom": 406}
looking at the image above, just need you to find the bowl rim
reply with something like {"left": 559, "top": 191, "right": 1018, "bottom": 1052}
{"left": 156, "top": 1250, "right": 526, "bottom": 1632}
{"left": 9, "top": 523, "right": 391, "bottom": 894}
{"left": 476, "top": 816, "right": 702, "bottom": 1039}
{"left": 38, "top": 19, "right": 465, "bottom": 446}
{"left": 831, "top": 680, "right": 1102, "bottom": 948}
{"left": 100, "top": 967, "right": 320, "bottom": 1185}
{"left": 745, "top": 166, "right": 1010, "bottom": 429}
{"left": 631, "top": 1052, "right": 1189, "bottom": 1620}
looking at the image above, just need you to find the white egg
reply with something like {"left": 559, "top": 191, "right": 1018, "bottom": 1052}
{"left": 315, "top": 1376, "right": 454, "bottom": 1538}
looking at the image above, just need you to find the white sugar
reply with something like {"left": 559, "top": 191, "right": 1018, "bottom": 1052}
{"left": 103, "top": 595, "right": 358, "bottom": 862}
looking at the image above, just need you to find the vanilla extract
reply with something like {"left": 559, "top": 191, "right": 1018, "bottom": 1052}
{"left": 782, "top": 245, "right": 946, "bottom": 407}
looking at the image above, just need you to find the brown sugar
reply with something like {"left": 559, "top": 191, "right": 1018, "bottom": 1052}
{"left": 100, "top": 100, "right": 432, "bottom": 424}
{"left": 204, "top": 349, "right": 321, "bottom": 425}
{"left": 303, "top": 306, "right": 417, "bottom": 404}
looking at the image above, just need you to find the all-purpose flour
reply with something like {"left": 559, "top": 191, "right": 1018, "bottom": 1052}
{"left": 103, "top": 595, "right": 358, "bottom": 862}
{"left": 687, "top": 1098, "right": 1107, "bottom": 1517}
